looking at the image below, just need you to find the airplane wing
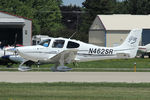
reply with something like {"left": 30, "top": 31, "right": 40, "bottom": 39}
{"left": 138, "top": 46, "right": 147, "bottom": 52}
{"left": 49, "top": 49, "right": 78, "bottom": 65}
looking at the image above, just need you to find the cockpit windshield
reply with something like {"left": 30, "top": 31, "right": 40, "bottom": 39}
{"left": 39, "top": 39, "right": 51, "bottom": 47}
{"left": 52, "top": 40, "right": 65, "bottom": 48}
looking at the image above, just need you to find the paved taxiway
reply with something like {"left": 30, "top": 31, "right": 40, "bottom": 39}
{"left": 0, "top": 72, "right": 150, "bottom": 83}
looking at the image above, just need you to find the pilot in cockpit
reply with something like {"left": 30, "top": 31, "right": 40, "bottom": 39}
{"left": 43, "top": 42, "right": 49, "bottom": 47}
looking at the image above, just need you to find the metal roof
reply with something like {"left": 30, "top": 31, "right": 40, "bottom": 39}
{"left": 0, "top": 11, "right": 32, "bottom": 21}
{"left": 0, "top": 18, "right": 25, "bottom": 23}
{"left": 98, "top": 15, "right": 150, "bottom": 30}
{"left": 0, "top": 18, "right": 25, "bottom": 25}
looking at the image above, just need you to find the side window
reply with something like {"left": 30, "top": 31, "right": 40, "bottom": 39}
{"left": 52, "top": 40, "right": 65, "bottom": 48}
{"left": 39, "top": 39, "right": 51, "bottom": 47}
{"left": 67, "top": 41, "right": 80, "bottom": 48}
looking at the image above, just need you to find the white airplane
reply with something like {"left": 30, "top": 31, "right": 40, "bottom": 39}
{"left": 16, "top": 29, "right": 142, "bottom": 71}
{"left": 138, "top": 44, "right": 150, "bottom": 58}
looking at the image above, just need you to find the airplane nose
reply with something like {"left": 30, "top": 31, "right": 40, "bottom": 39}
{"left": 16, "top": 47, "right": 31, "bottom": 60}
{"left": 15, "top": 46, "right": 39, "bottom": 62}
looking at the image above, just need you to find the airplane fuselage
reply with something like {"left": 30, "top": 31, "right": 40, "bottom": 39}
{"left": 16, "top": 37, "right": 133, "bottom": 64}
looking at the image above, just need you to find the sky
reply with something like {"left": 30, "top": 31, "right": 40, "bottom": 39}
{"left": 62, "top": 0, "right": 124, "bottom": 6}
{"left": 62, "top": 0, "right": 86, "bottom": 7}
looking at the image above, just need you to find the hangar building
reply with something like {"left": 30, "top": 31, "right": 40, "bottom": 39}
{"left": 89, "top": 15, "right": 150, "bottom": 47}
{"left": 0, "top": 11, "right": 32, "bottom": 46}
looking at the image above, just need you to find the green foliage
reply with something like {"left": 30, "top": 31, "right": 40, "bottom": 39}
{"left": 60, "top": 5, "right": 87, "bottom": 41}
{"left": 114, "top": 0, "right": 129, "bottom": 14}
{"left": 33, "top": 0, "right": 63, "bottom": 35}
{"left": 127, "top": 0, "right": 150, "bottom": 14}
{"left": 60, "top": 5, "right": 81, "bottom": 30}
{"left": 0, "top": 0, "right": 63, "bottom": 36}
{"left": 1, "top": 58, "right": 150, "bottom": 72}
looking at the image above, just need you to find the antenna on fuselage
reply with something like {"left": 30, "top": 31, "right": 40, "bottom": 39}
{"left": 69, "top": 32, "right": 76, "bottom": 39}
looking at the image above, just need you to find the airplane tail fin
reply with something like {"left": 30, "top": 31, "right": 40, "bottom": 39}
{"left": 116, "top": 29, "right": 142, "bottom": 58}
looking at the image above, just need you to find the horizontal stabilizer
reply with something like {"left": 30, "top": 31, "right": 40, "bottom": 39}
{"left": 116, "top": 53, "right": 130, "bottom": 58}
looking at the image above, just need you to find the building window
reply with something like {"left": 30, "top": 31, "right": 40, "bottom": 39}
{"left": 25, "top": 30, "right": 27, "bottom": 35}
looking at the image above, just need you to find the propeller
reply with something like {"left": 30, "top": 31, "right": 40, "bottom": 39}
{"left": 14, "top": 33, "right": 18, "bottom": 55}
{"left": 5, "top": 33, "right": 18, "bottom": 55}
{"left": 14, "top": 33, "right": 17, "bottom": 47}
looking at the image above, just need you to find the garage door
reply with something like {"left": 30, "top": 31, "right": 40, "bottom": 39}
{"left": 142, "top": 29, "right": 150, "bottom": 45}
{"left": 0, "top": 25, "right": 22, "bottom": 46}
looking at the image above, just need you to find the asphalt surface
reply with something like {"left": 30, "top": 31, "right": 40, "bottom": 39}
{"left": 0, "top": 72, "right": 150, "bottom": 83}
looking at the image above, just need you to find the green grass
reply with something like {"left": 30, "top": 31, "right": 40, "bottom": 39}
{"left": 69, "top": 58, "right": 150, "bottom": 71}
{"left": 1, "top": 82, "right": 150, "bottom": 100}
{"left": 71, "top": 58, "right": 150, "bottom": 68}
{"left": 1, "top": 58, "right": 150, "bottom": 71}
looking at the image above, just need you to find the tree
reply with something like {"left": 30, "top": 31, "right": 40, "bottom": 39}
{"left": 80, "top": 0, "right": 116, "bottom": 34}
{"left": 127, "top": 0, "right": 150, "bottom": 14}
{"left": 32, "top": 0, "right": 63, "bottom": 36}
{"left": 115, "top": 0, "right": 150, "bottom": 14}
{"left": 60, "top": 5, "right": 81, "bottom": 30}
{"left": 59, "top": 5, "right": 81, "bottom": 39}
{"left": 0, "top": 0, "right": 63, "bottom": 36}
{"left": 114, "top": 0, "right": 129, "bottom": 14}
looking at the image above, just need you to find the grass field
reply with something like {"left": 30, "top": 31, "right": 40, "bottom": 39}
{"left": 1, "top": 82, "right": 150, "bottom": 100}
{"left": 1, "top": 58, "right": 150, "bottom": 71}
